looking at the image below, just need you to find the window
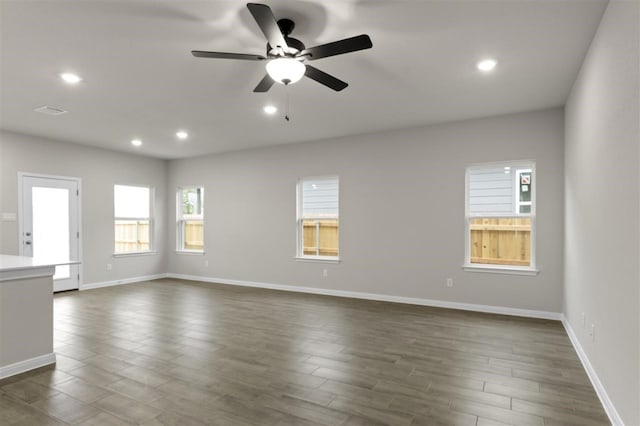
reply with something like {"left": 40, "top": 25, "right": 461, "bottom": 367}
{"left": 297, "top": 177, "right": 339, "bottom": 260}
{"left": 465, "top": 161, "right": 535, "bottom": 271}
{"left": 177, "top": 187, "right": 204, "bottom": 252}
{"left": 114, "top": 184, "right": 153, "bottom": 254}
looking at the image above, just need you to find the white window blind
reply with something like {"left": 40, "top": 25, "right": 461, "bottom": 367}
{"left": 468, "top": 167, "right": 515, "bottom": 215}
{"left": 114, "top": 185, "right": 150, "bottom": 218}
{"left": 301, "top": 178, "right": 339, "bottom": 218}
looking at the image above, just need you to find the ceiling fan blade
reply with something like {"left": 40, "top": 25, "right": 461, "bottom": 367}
{"left": 304, "top": 65, "right": 348, "bottom": 91}
{"left": 247, "top": 3, "right": 288, "bottom": 51}
{"left": 191, "top": 51, "right": 266, "bottom": 60}
{"left": 301, "top": 34, "right": 372, "bottom": 60}
{"left": 253, "top": 74, "right": 275, "bottom": 92}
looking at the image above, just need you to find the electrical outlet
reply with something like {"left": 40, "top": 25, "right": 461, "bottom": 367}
{"left": 106, "top": 263, "right": 112, "bottom": 271}
{"left": 322, "top": 269, "right": 328, "bottom": 277}
{"left": 204, "top": 260, "right": 209, "bottom": 268}
{"left": 446, "top": 278, "right": 453, "bottom": 287}
{"left": 581, "top": 312, "right": 585, "bottom": 327}
{"left": 589, "top": 323, "right": 595, "bottom": 341}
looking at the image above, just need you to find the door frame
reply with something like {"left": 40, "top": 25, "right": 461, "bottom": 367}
{"left": 17, "top": 172, "right": 83, "bottom": 288}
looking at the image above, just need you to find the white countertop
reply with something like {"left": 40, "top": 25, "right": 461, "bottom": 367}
{"left": 0, "top": 254, "right": 78, "bottom": 270}
{"left": 0, "top": 254, "right": 79, "bottom": 281}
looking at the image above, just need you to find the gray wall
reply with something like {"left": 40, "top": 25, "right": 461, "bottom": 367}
{"left": 564, "top": 0, "right": 640, "bottom": 424}
{"left": 167, "top": 108, "right": 565, "bottom": 313}
{"left": 0, "top": 130, "right": 167, "bottom": 285}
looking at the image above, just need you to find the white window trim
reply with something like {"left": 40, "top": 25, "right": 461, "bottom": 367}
{"left": 112, "top": 251, "right": 157, "bottom": 258}
{"left": 175, "top": 250, "right": 206, "bottom": 256}
{"left": 462, "top": 264, "right": 539, "bottom": 276}
{"left": 176, "top": 186, "right": 204, "bottom": 253}
{"left": 113, "top": 184, "right": 155, "bottom": 255}
{"left": 463, "top": 161, "right": 537, "bottom": 273}
{"left": 296, "top": 175, "right": 340, "bottom": 261}
{"left": 515, "top": 168, "right": 533, "bottom": 214}
{"left": 295, "top": 256, "right": 341, "bottom": 264}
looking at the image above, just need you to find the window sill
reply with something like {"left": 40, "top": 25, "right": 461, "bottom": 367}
{"left": 112, "top": 251, "right": 157, "bottom": 258}
{"left": 175, "top": 250, "right": 205, "bottom": 255}
{"left": 295, "top": 256, "right": 340, "bottom": 264}
{"left": 462, "top": 264, "right": 539, "bottom": 276}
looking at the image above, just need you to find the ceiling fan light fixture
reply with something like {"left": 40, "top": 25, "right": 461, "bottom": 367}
{"left": 266, "top": 58, "right": 305, "bottom": 85}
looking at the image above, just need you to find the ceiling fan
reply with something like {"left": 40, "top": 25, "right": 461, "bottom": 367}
{"left": 191, "top": 3, "right": 373, "bottom": 92}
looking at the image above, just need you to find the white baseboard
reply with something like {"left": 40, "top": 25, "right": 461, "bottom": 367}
{"left": 0, "top": 352, "right": 56, "bottom": 379}
{"left": 166, "top": 273, "right": 561, "bottom": 320}
{"left": 81, "top": 273, "right": 168, "bottom": 291}
{"left": 561, "top": 316, "right": 623, "bottom": 426}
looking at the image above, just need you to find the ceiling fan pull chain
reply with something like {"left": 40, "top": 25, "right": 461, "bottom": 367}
{"left": 285, "top": 84, "right": 291, "bottom": 122}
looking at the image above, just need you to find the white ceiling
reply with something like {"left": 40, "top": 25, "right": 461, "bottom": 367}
{"left": 0, "top": 0, "right": 608, "bottom": 159}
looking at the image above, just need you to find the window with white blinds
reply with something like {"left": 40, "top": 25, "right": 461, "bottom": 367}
{"left": 114, "top": 184, "right": 153, "bottom": 254}
{"left": 297, "top": 177, "right": 339, "bottom": 260}
{"left": 465, "top": 162, "right": 535, "bottom": 271}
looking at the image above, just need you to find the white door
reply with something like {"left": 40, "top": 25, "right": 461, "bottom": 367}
{"left": 20, "top": 174, "right": 80, "bottom": 292}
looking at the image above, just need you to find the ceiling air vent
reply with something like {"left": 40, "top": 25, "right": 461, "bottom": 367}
{"left": 34, "top": 105, "right": 67, "bottom": 116}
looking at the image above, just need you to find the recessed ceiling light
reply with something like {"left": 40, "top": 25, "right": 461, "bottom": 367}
{"left": 60, "top": 72, "right": 82, "bottom": 84}
{"left": 477, "top": 59, "right": 497, "bottom": 72}
{"left": 131, "top": 139, "right": 142, "bottom": 147}
{"left": 263, "top": 105, "right": 277, "bottom": 115}
{"left": 176, "top": 131, "right": 189, "bottom": 140}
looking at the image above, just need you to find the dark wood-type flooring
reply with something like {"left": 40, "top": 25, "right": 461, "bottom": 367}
{"left": 0, "top": 278, "right": 609, "bottom": 425}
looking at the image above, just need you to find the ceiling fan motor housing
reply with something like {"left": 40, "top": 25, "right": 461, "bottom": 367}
{"left": 277, "top": 18, "right": 295, "bottom": 36}
{"left": 266, "top": 19, "right": 305, "bottom": 56}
